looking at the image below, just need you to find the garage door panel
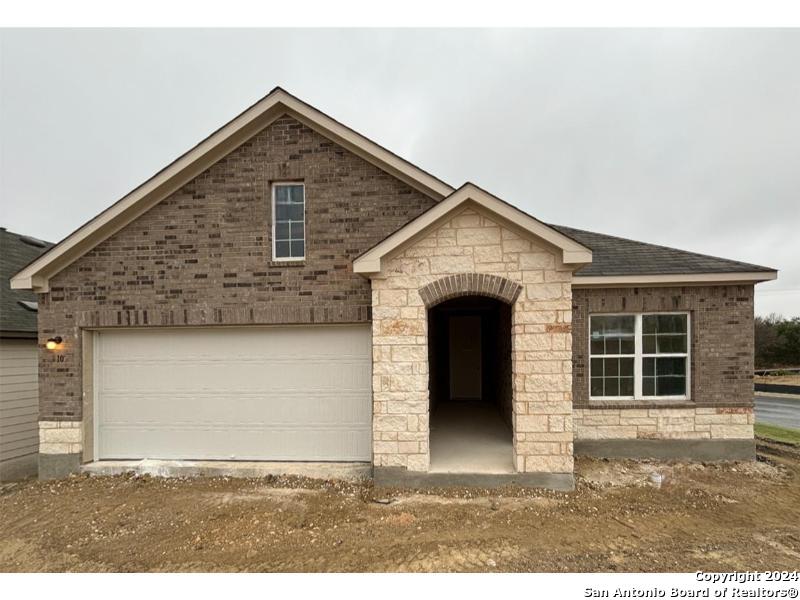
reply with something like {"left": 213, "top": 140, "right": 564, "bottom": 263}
{"left": 101, "top": 361, "right": 370, "bottom": 393}
{"left": 99, "top": 426, "right": 371, "bottom": 461}
{"left": 99, "top": 327, "right": 371, "bottom": 360}
{"left": 100, "top": 391, "right": 370, "bottom": 425}
{"left": 96, "top": 326, "right": 372, "bottom": 461}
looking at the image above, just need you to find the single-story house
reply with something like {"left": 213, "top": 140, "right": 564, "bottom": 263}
{"left": 11, "top": 88, "right": 777, "bottom": 488}
{"left": 1, "top": 227, "right": 52, "bottom": 480}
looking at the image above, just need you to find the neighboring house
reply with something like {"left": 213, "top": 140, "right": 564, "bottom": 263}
{"left": 0, "top": 228, "right": 52, "bottom": 480}
{"left": 11, "top": 88, "right": 777, "bottom": 488}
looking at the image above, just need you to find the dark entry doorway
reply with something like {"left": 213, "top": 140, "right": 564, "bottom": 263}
{"left": 428, "top": 296, "right": 513, "bottom": 473}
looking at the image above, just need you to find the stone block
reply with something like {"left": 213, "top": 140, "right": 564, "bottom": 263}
{"left": 524, "top": 454, "right": 573, "bottom": 473}
{"left": 710, "top": 424, "right": 754, "bottom": 439}
{"left": 379, "top": 289, "right": 408, "bottom": 307}
{"left": 474, "top": 245, "right": 503, "bottom": 263}
{"left": 456, "top": 227, "right": 502, "bottom": 246}
{"left": 516, "top": 415, "right": 549, "bottom": 432}
{"left": 429, "top": 254, "right": 475, "bottom": 274}
{"left": 525, "top": 284, "right": 564, "bottom": 301}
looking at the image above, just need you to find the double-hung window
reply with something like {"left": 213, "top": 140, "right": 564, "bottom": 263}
{"left": 590, "top": 313, "right": 690, "bottom": 400}
{"left": 272, "top": 183, "right": 305, "bottom": 261}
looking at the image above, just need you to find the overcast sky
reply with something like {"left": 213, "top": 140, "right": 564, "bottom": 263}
{"left": 1, "top": 29, "right": 797, "bottom": 317}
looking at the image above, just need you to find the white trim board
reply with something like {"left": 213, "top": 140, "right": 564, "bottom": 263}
{"left": 572, "top": 272, "right": 777, "bottom": 288}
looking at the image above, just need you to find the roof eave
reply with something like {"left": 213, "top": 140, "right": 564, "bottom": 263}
{"left": 571, "top": 271, "right": 778, "bottom": 288}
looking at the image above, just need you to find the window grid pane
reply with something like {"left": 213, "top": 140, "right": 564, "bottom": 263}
{"left": 640, "top": 314, "right": 688, "bottom": 397}
{"left": 590, "top": 356, "right": 635, "bottom": 398}
{"left": 274, "top": 184, "right": 305, "bottom": 259}
{"left": 642, "top": 356, "right": 687, "bottom": 397}
{"left": 642, "top": 314, "right": 687, "bottom": 355}
{"left": 589, "top": 315, "right": 636, "bottom": 398}
{"left": 590, "top": 313, "right": 689, "bottom": 400}
{"left": 590, "top": 316, "right": 635, "bottom": 356}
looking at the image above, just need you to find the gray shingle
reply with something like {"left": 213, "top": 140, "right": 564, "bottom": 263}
{"left": 549, "top": 224, "right": 776, "bottom": 277}
{"left": 1, "top": 228, "right": 53, "bottom": 336}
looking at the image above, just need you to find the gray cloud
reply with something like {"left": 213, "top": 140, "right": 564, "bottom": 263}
{"left": 1, "top": 29, "right": 797, "bottom": 316}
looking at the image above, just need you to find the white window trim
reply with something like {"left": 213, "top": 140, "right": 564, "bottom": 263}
{"left": 271, "top": 182, "right": 306, "bottom": 262}
{"left": 589, "top": 312, "right": 691, "bottom": 402}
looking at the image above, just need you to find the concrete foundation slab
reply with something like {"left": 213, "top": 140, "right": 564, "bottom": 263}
{"left": 39, "top": 453, "right": 81, "bottom": 480}
{"left": 430, "top": 400, "right": 514, "bottom": 474}
{"left": 80, "top": 459, "right": 373, "bottom": 481}
{"left": 575, "top": 439, "right": 756, "bottom": 461}
{"left": 374, "top": 467, "right": 574, "bottom": 490}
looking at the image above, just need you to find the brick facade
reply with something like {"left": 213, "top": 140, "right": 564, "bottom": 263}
{"left": 34, "top": 110, "right": 759, "bottom": 475}
{"left": 37, "top": 115, "right": 435, "bottom": 422}
{"left": 571, "top": 285, "right": 755, "bottom": 409}
{"left": 370, "top": 207, "right": 575, "bottom": 473}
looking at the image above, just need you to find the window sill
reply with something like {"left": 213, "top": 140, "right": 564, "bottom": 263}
{"left": 267, "top": 260, "right": 306, "bottom": 268}
{"left": 583, "top": 399, "right": 695, "bottom": 410}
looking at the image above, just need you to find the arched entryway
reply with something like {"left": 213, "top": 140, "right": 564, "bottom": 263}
{"left": 427, "top": 294, "right": 514, "bottom": 473}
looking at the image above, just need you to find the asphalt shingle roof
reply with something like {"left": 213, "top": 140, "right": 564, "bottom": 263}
{"left": 1, "top": 228, "right": 53, "bottom": 336}
{"left": 549, "top": 224, "right": 776, "bottom": 277}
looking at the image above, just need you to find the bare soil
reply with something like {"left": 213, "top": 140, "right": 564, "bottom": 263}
{"left": 1, "top": 450, "right": 799, "bottom": 572}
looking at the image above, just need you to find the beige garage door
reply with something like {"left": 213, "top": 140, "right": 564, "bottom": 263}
{"left": 95, "top": 326, "right": 372, "bottom": 461}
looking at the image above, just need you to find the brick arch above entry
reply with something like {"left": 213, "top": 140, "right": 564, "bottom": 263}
{"left": 418, "top": 273, "right": 523, "bottom": 308}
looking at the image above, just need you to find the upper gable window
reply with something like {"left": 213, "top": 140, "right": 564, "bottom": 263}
{"left": 272, "top": 183, "right": 305, "bottom": 261}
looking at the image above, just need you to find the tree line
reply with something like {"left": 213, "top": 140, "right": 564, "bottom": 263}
{"left": 755, "top": 314, "right": 800, "bottom": 369}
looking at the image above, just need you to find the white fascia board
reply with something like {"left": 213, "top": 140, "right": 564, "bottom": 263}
{"left": 572, "top": 271, "right": 778, "bottom": 287}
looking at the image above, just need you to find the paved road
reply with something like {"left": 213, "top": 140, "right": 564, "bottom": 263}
{"left": 755, "top": 395, "right": 800, "bottom": 430}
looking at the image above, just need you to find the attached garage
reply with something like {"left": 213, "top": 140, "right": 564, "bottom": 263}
{"left": 93, "top": 325, "right": 372, "bottom": 462}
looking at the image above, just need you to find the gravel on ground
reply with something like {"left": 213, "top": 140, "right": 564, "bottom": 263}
{"left": 1, "top": 448, "right": 798, "bottom": 572}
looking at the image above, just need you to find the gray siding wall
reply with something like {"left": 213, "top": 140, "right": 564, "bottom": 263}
{"left": 0, "top": 338, "right": 39, "bottom": 479}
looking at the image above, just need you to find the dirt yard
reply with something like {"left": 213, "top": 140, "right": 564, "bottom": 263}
{"left": 1, "top": 448, "right": 799, "bottom": 572}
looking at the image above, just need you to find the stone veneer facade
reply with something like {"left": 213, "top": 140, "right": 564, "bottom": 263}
{"left": 39, "top": 421, "right": 83, "bottom": 455}
{"left": 573, "top": 407, "right": 754, "bottom": 440}
{"left": 370, "top": 206, "right": 575, "bottom": 474}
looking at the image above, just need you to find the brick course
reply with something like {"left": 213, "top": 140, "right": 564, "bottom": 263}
{"left": 37, "top": 115, "right": 435, "bottom": 421}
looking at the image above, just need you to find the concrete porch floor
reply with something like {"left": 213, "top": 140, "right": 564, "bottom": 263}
{"left": 429, "top": 400, "right": 514, "bottom": 474}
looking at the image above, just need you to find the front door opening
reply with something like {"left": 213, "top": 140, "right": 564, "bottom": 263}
{"left": 428, "top": 296, "right": 513, "bottom": 473}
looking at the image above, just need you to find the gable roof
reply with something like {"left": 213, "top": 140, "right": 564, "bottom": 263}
{"left": 11, "top": 87, "right": 455, "bottom": 292}
{"left": 551, "top": 224, "right": 777, "bottom": 285}
{"left": 0, "top": 228, "right": 53, "bottom": 336}
{"left": 10, "top": 87, "right": 778, "bottom": 292}
{"left": 353, "top": 183, "right": 593, "bottom": 275}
